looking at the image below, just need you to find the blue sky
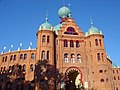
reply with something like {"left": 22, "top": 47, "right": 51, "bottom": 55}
{"left": 0, "top": 0, "right": 120, "bottom": 66}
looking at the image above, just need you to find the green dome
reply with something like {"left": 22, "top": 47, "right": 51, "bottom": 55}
{"left": 39, "top": 18, "right": 53, "bottom": 30}
{"left": 88, "top": 27, "right": 100, "bottom": 34}
{"left": 54, "top": 24, "right": 62, "bottom": 31}
{"left": 40, "top": 22, "right": 52, "bottom": 30}
{"left": 58, "top": 6, "right": 71, "bottom": 19}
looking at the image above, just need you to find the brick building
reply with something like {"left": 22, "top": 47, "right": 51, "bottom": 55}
{"left": 0, "top": 6, "right": 120, "bottom": 90}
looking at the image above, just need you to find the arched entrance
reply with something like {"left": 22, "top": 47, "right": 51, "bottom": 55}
{"left": 65, "top": 66, "right": 84, "bottom": 90}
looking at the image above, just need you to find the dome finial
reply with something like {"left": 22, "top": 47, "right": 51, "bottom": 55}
{"left": 45, "top": 10, "right": 48, "bottom": 23}
{"left": 63, "top": 0, "right": 65, "bottom": 6}
{"left": 90, "top": 18, "right": 94, "bottom": 28}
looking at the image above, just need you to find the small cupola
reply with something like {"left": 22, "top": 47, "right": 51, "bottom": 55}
{"left": 39, "top": 17, "right": 53, "bottom": 30}
{"left": 86, "top": 19, "right": 102, "bottom": 36}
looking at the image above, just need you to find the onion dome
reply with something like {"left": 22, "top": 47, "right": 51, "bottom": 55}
{"left": 85, "top": 20, "right": 102, "bottom": 36}
{"left": 39, "top": 17, "right": 53, "bottom": 30}
{"left": 58, "top": 6, "right": 71, "bottom": 19}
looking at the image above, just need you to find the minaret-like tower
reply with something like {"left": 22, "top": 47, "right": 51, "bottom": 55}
{"left": 85, "top": 20, "right": 113, "bottom": 90}
{"left": 36, "top": 17, "right": 56, "bottom": 65}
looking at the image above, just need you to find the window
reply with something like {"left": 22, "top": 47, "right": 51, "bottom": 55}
{"left": 41, "top": 50, "right": 45, "bottom": 60}
{"left": 2, "top": 57, "right": 4, "bottom": 62}
{"left": 89, "top": 41, "right": 91, "bottom": 47}
{"left": 42, "top": 35, "right": 46, "bottom": 42}
{"left": 64, "top": 40, "right": 68, "bottom": 47}
{"left": 13, "top": 55, "right": 16, "bottom": 60}
{"left": 47, "top": 36, "right": 49, "bottom": 43}
{"left": 77, "top": 54, "right": 81, "bottom": 63}
{"left": 3, "top": 67, "right": 6, "bottom": 73}
{"left": 30, "top": 64, "right": 34, "bottom": 72}
{"left": 24, "top": 54, "right": 27, "bottom": 60}
{"left": 70, "top": 40, "right": 74, "bottom": 47}
{"left": 113, "top": 70, "right": 115, "bottom": 73}
{"left": 114, "top": 76, "right": 116, "bottom": 80}
{"left": 23, "top": 64, "right": 26, "bottom": 72}
{"left": 31, "top": 53, "right": 35, "bottom": 59}
{"left": 99, "top": 70, "right": 103, "bottom": 73}
{"left": 118, "top": 76, "right": 120, "bottom": 80}
{"left": 116, "top": 70, "right": 118, "bottom": 73}
{"left": 99, "top": 39, "right": 102, "bottom": 46}
{"left": 12, "top": 65, "right": 15, "bottom": 71}
{"left": 106, "top": 78, "right": 109, "bottom": 82}
{"left": 70, "top": 54, "right": 75, "bottom": 63}
{"left": 76, "top": 41, "right": 80, "bottom": 48}
{"left": 10, "top": 55, "right": 13, "bottom": 61}
{"left": 64, "top": 53, "right": 68, "bottom": 63}
{"left": 19, "top": 65, "right": 22, "bottom": 71}
{"left": 101, "top": 79, "right": 104, "bottom": 82}
{"left": 64, "top": 27, "right": 78, "bottom": 35}
{"left": 46, "top": 51, "right": 49, "bottom": 60}
{"left": 9, "top": 66, "right": 12, "bottom": 73}
{"left": 5, "top": 56, "right": 7, "bottom": 62}
{"left": 20, "top": 54, "right": 23, "bottom": 60}
{"left": 101, "top": 53, "right": 104, "bottom": 61}
{"left": 1, "top": 67, "right": 3, "bottom": 72}
{"left": 97, "top": 53, "right": 100, "bottom": 61}
{"left": 95, "top": 39, "right": 98, "bottom": 46}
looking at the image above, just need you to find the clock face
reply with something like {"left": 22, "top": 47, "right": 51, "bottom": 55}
{"left": 64, "top": 27, "right": 78, "bottom": 35}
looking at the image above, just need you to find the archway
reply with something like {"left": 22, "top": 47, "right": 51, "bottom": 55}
{"left": 65, "top": 66, "right": 84, "bottom": 90}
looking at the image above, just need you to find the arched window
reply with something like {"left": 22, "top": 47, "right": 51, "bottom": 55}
{"left": 114, "top": 76, "right": 116, "bottom": 80}
{"left": 1, "top": 67, "right": 3, "bottom": 72}
{"left": 5, "top": 56, "right": 7, "bottom": 62}
{"left": 95, "top": 39, "right": 98, "bottom": 46}
{"left": 23, "top": 64, "right": 26, "bottom": 72}
{"left": 20, "top": 54, "right": 23, "bottom": 60}
{"left": 10, "top": 55, "right": 13, "bottom": 61}
{"left": 41, "top": 50, "right": 45, "bottom": 60}
{"left": 70, "top": 54, "right": 75, "bottom": 63}
{"left": 2, "top": 57, "right": 4, "bottom": 62}
{"left": 101, "top": 79, "right": 104, "bottom": 82}
{"left": 64, "top": 53, "right": 68, "bottom": 63}
{"left": 97, "top": 53, "right": 100, "bottom": 61}
{"left": 99, "top": 70, "right": 103, "bottom": 73}
{"left": 117, "top": 76, "right": 119, "bottom": 80}
{"left": 47, "top": 36, "right": 49, "bottom": 43}
{"left": 3, "top": 67, "right": 6, "bottom": 73}
{"left": 46, "top": 51, "right": 49, "bottom": 60}
{"left": 13, "top": 55, "right": 16, "bottom": 60}
{"left": 101, "top": 53, "right": 104, "bottom": 61}
{"left": 24, "top": 54, "right": 27, "bottom": 60}
{"left": 99, "top": 39, "right": 102, "bottom": 46}
{"left": 64, "top": 27, "right": 78, "bottom": 35}
{"left": 30, "top": 64, "right": 34, "bottom": 72}
{"left": 19, "top": 65, "right": 22, "bottom": 71}
{"left": 31, "top": 53, "right": 35, "bottom": 59}
{"left": 64, "top": 40, "right": 68, "bottom": 47}
{"left": 42, "top": 35, "right": 46, "bottom": 42}
{"left": 76, "top": 41, "right": 80, "bottom": 48}
{"left": 9, "top": 66, "right": 12, "bottom": 73}
{"left": 70, "top": 40, "right": 74, "bottom": 47}
{"left": 77, "top": 54, "right": 81, "bottom": 63}
{"left": 12, "top": 65, "right": 15, "bottom": 71}
{"left": 89, "top": 41, "right": 91, "bottom": 47}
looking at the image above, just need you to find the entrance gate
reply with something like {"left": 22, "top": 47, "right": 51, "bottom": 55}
{"left": 65, "top": 66, "right": 84, "bottom": 90}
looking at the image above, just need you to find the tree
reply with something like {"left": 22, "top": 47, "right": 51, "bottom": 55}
{"left": 34, "top": 60, "right": 61, "bottom": 90}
